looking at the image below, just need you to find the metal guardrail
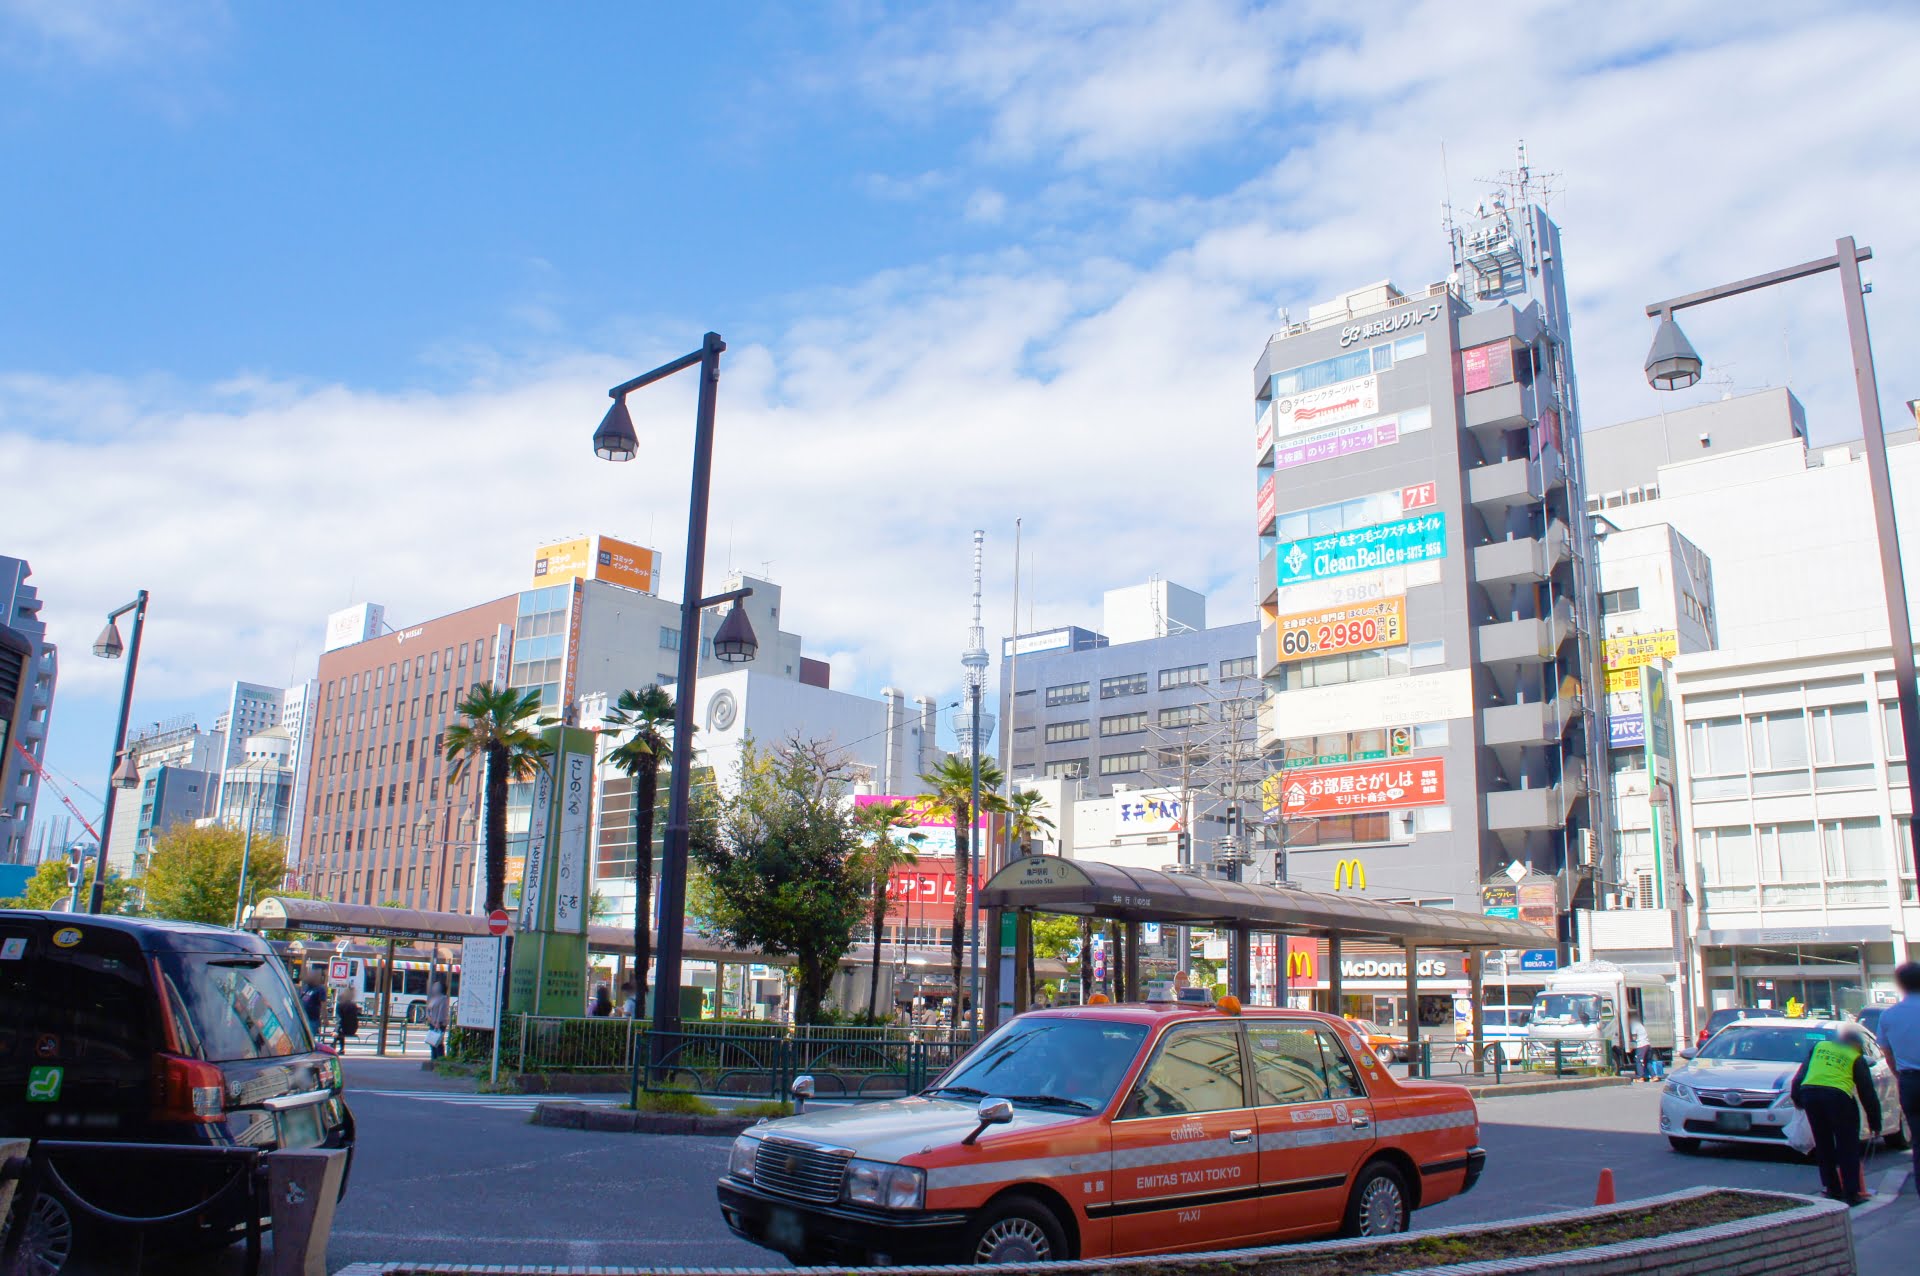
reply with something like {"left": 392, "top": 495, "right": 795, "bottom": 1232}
{"left": 1407, "top": 1039, "right": 1616, "bottom": 1082}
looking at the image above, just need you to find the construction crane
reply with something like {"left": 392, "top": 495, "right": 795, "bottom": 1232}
{"left": 10, "top": 739, "right": 103, "bottom": 846}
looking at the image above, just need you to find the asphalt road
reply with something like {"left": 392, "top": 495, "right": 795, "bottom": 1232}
{"left": 309, "top": 1063, "right": 1920, "bottom": 1272}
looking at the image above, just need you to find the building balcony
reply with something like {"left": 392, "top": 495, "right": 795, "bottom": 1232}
{"left": 1478, "top": 597, "right": 1574, "bottom": 664}
{"left": 1462, "top": 381, "right": 1534, "bottom": 433}
{"left": 1258, "top": 546, "right": 1278, "bottom": 606}
{"left": 1258, "top": 622, "right": 1281, "bottom": 677}
{"left": 1485, "top": 765, "right": 1588, "bottom": 832}
{"left": 1467, "top": 456, "right": 1542, "bottom": 509}
{"left": 1482, "top": 692, "right": 1578, "bottom": 749}
{"left": 1472, "top": 520, "right": 1569, "bottom": 585}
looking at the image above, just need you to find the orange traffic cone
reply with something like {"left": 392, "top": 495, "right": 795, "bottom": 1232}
{"left": 1594, "top": 1168, "right": 1616, "bottom": 1206}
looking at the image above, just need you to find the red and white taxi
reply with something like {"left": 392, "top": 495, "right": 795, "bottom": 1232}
{"left": 716, "top": 998, "right": 1484, "bottom": 1265}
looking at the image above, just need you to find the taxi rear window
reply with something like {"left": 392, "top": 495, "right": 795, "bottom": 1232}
{"left": 157, "top": 953, "right": 312, "bottom": 1062}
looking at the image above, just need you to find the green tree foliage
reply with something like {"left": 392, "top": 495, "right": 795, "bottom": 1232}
{"left": 444, "top": 682, "right": 552, "bottom": 915}
{"left": 689, "top": 738, "right": 864, "bottom": 1026}
{"left": 0, "top": 859, "right": 136, "bottom": 914}
{"left": 914, "top": 754, "right": 1006, "bottom": 1031}
{"left": 851, "top": 799, "right": 923, "bottom": 1023}
{"left": 141, "top": 823, "right": 288, "bottom": 926}
{"left": 604, "top": 684, "right": 678, "bottom": 1017}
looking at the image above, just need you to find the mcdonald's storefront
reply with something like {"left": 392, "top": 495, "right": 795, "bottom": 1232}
{"left": 1253, "top": 936, "right": 1475, "bottom": 1036}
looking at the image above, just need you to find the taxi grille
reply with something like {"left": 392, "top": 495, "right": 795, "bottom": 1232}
{"left": 1697, "top": 1089, "right": 1776, "bottom": 1109}
{"left": 752, "top": 1138, "right": 849, "bottom": 1204}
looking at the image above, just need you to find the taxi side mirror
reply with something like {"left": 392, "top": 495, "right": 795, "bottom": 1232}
{"left": 791, "top": 1075, "right": 815, "bottom": 1113}
{"left": 963, "top": 1097, "right": 1014, "bottom": 1146}
{"left": 1676, "top": 1048, "right": 1696, "bottom": 1061}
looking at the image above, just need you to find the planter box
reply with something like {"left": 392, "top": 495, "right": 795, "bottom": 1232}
{"left": 334, "top": 1187, "right": 1851, "bottom": 1276}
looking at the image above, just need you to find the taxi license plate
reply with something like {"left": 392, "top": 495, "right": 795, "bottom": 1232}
{"left": 1714, "top": 1111, "right": 1752, "bottom": 1133}
{"left": 277, "top": 1101, "right": 325, "bottom": 1149}
{"left": 766, "top": 1205, "right": 806, "bottom": 1253}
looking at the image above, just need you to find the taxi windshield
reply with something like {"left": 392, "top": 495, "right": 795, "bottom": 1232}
{"left": 930, "top": 1017, "right": 1147, "bottom": 1113}
{"left": 1697, "top": 1025, "right": 1833, "bottom": 1063}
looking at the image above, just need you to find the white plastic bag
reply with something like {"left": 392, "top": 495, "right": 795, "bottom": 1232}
{"left": 1784, "top": 1108, "right": 1815, "bottom": 1155}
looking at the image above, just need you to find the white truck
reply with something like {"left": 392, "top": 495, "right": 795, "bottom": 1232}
{"left": 1525, "top": 960, "right": 1677, "bottom": 1073}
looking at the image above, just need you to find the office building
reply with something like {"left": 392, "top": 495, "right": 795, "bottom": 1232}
{"left": 214, "top": 680, "right": 284, "bottom": 819}
{"left": 106, "top": 765, "right": 218, "bottom": 877}
{"left": 999, "top": 580, "right": 1260, "bottom": 872}
{"left": 0, "top": 556, "right": 57, "bottom": 864}
{"left": 217, "top": 725, "right": 297, "bottom": 844}
{"left": 278, "top": 679, "right": 320, "bottom": 887}
{"left": 1252, "top": 193, "right": 1605, "bottom": 933}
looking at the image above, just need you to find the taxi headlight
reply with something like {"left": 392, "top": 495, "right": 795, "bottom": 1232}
{"left": 1665, "top": 1080, "right": 1695, "bottom": 1103}
{"left": 1771, "top": 1087, "right": 1795, "bottom": 1108}
{"left": 844, "top": 1159, "right": 925, "bottom": 1210}
{"left": 727, "top": 1135, "right": 759, "bottom": 1181}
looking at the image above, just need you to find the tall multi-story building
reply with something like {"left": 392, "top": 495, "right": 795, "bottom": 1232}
{"left": 217, "top": 725, "right": 297, "bottom": 844}
{"left": 278, "top": 679, "right": 320, "bottom": 886}
{"left": 214, "top": 680, "right": 284, "bottom": 818}
{"left": 0, "top": 556, "right": 57, "bottom": 864}
{"left": 999, "top": 580, "right": 1261, "bottom": 872}
{"left": 1252, "top": 193, "right": 1604, "bottom": 937}
{"left": 301, "top": 596, "right": 516, "bottom": 909}
{"left": 107, "top": 717, "right": 227, "bottom": 876}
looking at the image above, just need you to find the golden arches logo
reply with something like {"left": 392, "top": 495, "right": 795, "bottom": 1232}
{"left": 1286, "top": 949, "right": 1315, "bottom": 980}
{"left": 1333, "top": 859, "right": 1367, "bottom": 891}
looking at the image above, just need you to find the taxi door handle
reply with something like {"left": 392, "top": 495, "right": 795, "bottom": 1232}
{"left": 1350, "top": 1112, "right": 1371, "bottom": 1130}
{"left": 1229, "top": 1128, "right": 1252, "bottom": 1144}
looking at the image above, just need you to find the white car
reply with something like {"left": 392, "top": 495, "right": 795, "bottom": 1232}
{"left": 1659, "top": 1018, "right": 1908, "bottom": 1155}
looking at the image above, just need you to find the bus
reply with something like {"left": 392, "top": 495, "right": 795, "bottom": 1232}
{"left": 273, "top": 941, "right": 462, "bottom": 1023}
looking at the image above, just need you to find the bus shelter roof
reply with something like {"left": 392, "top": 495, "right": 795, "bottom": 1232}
{"left": 245, "top": 896, "right": 784, "bottom": 964}
{"left": 979, "top": 857, "right": 1551, "bottom": 950}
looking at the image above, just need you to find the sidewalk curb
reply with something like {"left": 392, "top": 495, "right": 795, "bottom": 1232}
{"left": 1460, "top": 1075, "right": 1637, "bottom": 1098}
{"left": 1854, "top": 1167, "right": 1912, "bottom": 1218}
{"left": 533, "top": 1100, "right": 758, "bottom": 1136}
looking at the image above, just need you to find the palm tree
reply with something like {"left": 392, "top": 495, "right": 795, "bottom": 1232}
{"left": 853, "top": 800, "right": 923, "bottom": 1023}
{"left": 1004, "top": 788, "right": 1057, "bottom": 1006}
{"left": 603, "top": 685, "right": 678, "bottom": 1018}
{"left": 915, "top": 754, "right": 1006, "bottom": 1033}
{"left": 444, "top": 682, "right": 552, "bottom": 916}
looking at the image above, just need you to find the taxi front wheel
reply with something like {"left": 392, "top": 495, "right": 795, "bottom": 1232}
{"left": 1341, "top": 1162, "right": 1410, "bottom": 1238}
{"left": 965, "top": 1194, "right": 1068, "bottom": 1265}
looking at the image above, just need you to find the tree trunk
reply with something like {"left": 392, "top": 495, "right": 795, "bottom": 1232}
{"left": 632, "top": 757, "right": 658, "bottom": 1018}
{"left": 796, "top": 955, "right": 826, "bottom": 1026}
{"left": 483, "top": 742, "right": 509, "bottom": 914}
{"left": 868, "top": 881, "right": 886, "bottom": 1024}
{"left": 949, "top": 804, "right": 969, "bottom": 1035}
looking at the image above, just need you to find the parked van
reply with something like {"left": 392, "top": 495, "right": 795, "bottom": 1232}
{"left": 1525, "top": 961, "right": 1676, "bottom": 1072}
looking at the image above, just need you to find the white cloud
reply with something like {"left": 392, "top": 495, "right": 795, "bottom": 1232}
{"left": 964, "top": 188, "right": 1008, "bottom": 224}
{"left": 0, "top": 0, "right": 225, "bottom": 68}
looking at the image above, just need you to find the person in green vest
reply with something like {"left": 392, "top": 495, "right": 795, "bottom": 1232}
{"left": 1789, "top": 1024, "right": 1883, "bottom": 1204}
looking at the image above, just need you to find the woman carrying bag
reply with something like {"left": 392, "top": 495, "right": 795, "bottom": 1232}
{"left": 1790, "top": 1024, "right": 1882, "bottom": 1204}
{"left": 424, "top": 977, "right": 451, "bottom": 1060}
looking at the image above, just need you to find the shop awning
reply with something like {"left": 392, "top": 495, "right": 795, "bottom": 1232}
{"left": 245, "top": 897, "right": 784, "bottom": 964}
{"left": 978, "top": 857, "right": 1551, "bottom": 950}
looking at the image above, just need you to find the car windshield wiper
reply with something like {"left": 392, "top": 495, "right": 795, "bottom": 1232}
{"left": 1003, "top": 1094, "right": 1095, "bottom": 1111}
{"left": 924, "top": 1085, "right": 989, "bottom": 1099}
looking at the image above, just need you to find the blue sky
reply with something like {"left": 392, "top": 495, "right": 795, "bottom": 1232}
{"left": 3, "top": 1, "right": 1916, "bottom": 847}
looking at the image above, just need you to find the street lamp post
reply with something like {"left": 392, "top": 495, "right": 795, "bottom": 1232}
{"left": 1643, "top": 238, "right": 1920, "bottom": 883}
{"left": 592, "top": 334, "right": 758, "bottom": 1063}
{"left": 88, "top": 591, "right": 148, "bottom": 915}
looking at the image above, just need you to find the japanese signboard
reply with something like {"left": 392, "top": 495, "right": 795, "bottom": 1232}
{"left": 456, "top": 937, "right": 501, "bottom": 1030}
{"left": 1602, "top": 630, "right": 1678, "bottom": 671}
{"left": 1115, "top": 791, "right": 1183, "bottom": 831}
{"left": 515, "top": 766, "right": 554, "bottom": 931}
{"left": 1276, "top": 512, "right": 1448, "bottom": 586}
{"left": 855, "top": 794, "right": 987, "bottom": 858}
{"left": 1275, "top": 416, "right": 1399, "bottom": 471}
{"left": 1276, "top": 597, "right": 1406, "bottom": 663}
{"left": 887, "top": 858, "right": 963, "bottom": 907}
{"left": 531, "top": 534, "right": 661, "bottom": 595}
{"left": 1517, "top": 879, "right": 1557, "bottom": 929}
{"left": 1256, "top": 473, "right": 1276, "bottom": 534}
{"left": 1273, "top": 758, "right": 1445, "bottom": 817}
{"left": 1458, "top": 341, "right": 1516, "bottom": 394}
{"left": 1272, "top": 374, "right": 1378, "bottom": 438}
{"left": 552, "top": 751, "right": 591, "bottom": 934}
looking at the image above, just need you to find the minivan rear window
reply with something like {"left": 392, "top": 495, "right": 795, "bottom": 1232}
{"left": 158, "top": 954, "right": 313, "bottom": 1062}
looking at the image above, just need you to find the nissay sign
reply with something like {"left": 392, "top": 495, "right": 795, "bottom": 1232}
{"left": 1276, "top": 513, "right": 1448, "bottom": 586}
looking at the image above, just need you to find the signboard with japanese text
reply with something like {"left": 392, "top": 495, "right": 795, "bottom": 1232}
{"left": 515, "top": 767, "right": 554, "bottom": 931}
{"left": 1458, "top": 341, "right": 1516, "bottom": 394}
{"left": 1275, "top": 416, "right": 1397, "bottom": 471}
{"left": 1608, "top": 712, "right": 1646, "bottom": 750}
{"left": 1114, "top": 791, "right": 1183, "bottom": 832}
{"left": 1257, "top": 474, "right": 1277, "bottom": 534}
{"left": 1276, "top": 597, "right": 1406, "bottom": 663}
{"left": 552, "top": 752, "right": 592, "bottom": 934}
{"left": 1255, "top": 409, "right": 1274, "bottom": 459}
{"left": 1273, "top": 563, "right": 1438, "bottom": 616}
{"left": 1274, "top": 758, "right": 1445, "bottom": 817}
{"left": 1276, "top": 512, "right": 1448, "bottom": 586}
{"left": 1480, "top": 882, "right": 1517, "bottom": 913}
{"left": 456, "top": 937, "right": 501, "bottom": 1029}
{"left": 1603, "top": 630, "right": 1678, "bottom": 672}
{"left": 1517, "top": 880, "right": 1557, "bottom": 929}
{"left": 1642, "top": 661, "right": 1681, "bottom": 906}
{"left": 1272, "top": 374, "right": 1378, "bottom": 438}
{"left": 532, "top": 534, "right": 661, "bottom": 595}
{"left": 854, "top": 794, "right": 988, "bottom": 858}
{"left": 886, "top": 857, "right": 962, "bottom": 908}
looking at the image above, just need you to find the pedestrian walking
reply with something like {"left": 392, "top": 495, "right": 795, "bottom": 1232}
{"left": 1629, "top": 1014, "right": 1653, "bottom": 1082}
{"left": 1790, "top": 1023, "right": 1882, "bottom": 1204}
{"left": 1874, "top": 960, "right": 1920, "bottom": 1195}
{"left": 619, "top": 978, "right": 638, "bottom": 1018}
{"left": 298, "top": 965, "right": 328, "bottom": 1037}
{"left": 424, "top": 977, "right": 451, "bottom": 1061}
{"left": 589, "top": 984, "right": 614, "bottom": 1018}
{"left": 334, "top": 984, "right": 362, "bottom": 1052}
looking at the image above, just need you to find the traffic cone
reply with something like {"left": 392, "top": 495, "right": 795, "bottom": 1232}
{"left": 1594, "top": 1168, "right": 1616, "bottom": 1206}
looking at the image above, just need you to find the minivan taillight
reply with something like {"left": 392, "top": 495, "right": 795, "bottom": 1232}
{"left": 153, "top": 1053, "right": 226, "bottom": 1123}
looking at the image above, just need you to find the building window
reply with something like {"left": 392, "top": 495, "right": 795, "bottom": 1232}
{"left": 1600, "top": 588, "right": 1641, "bottom": 614}
{"left": 1044, "top": 721, "right": 1090, "bottom": 744}
{"left": 1044, "top": 682, "right": 1089, "bottom": 707}
{"left": 1043, "top": 758, "right": 1088, "bottom": 780}
{"left": 1274, "top": 646, "right": 1411, "bottom": 690}
{"left": 1158, "top": 704, "right": 1208, "bottom": 730}
{"left": 1158, "top": 664, "right": 1208, "bottom": 691}
{"left": 660, "top": 627, "right": 680, "bottom": 651}
{"left": 1099, "top": 751, "right": 1147, "bottom": 776}
{"left": 1219, "top": 657, "right": 1256, "bottom": 681}
{"left": 1099, "top": 673, "right": 1148, "bottom": 699}
{"left": 1100, "top": 712, "right": 1147, "bottom": 737}
{"left": 1281, "top": 813, "right": 1394, "bottom": 849}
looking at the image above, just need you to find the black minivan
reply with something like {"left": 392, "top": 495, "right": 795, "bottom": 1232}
{"left": 0, "top": 910, "right": 354, "bottom": 1268}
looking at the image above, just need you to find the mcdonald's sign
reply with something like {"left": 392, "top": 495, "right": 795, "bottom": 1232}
{"left": 1333, "top": 858, "right": 1367, "bottom": 891}
{"left": 1285, "top": 937, "right": 1318, "bottom": 988}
